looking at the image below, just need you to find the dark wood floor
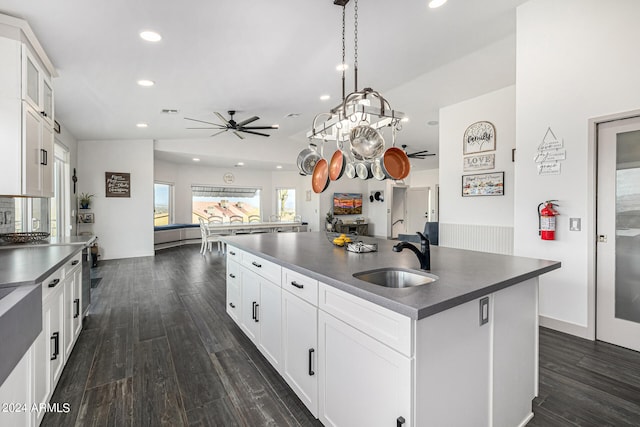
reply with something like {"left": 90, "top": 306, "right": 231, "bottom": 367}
{"left": 42, "top": 245, "right": 640, "bottom": 427}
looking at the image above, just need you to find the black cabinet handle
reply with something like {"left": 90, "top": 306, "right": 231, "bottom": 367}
{"left": 229, "top": 251, "right": 236, "bottom": 256}
{"left": 71, "top": 260, "right": 80, "bottom": 266}
{"left": 252, "top": 302, "right": 257, "bottom": 320}
{"left": 291, "top": 281, "right": 304, "bottom": 289}
{"left": 229, "top": 302, "right": 236, "bottom": 309}
{"left": 74, "top": 298, "right": 80, "bottom": 318}
{"left": 254, "top": 304, "right": 259, "bottom": 322}
{"left": 40, "top": 110, "right": 47, "bottom": 117}
{"left": 308, "top": 348, "right": 315, "bottom": 376}
{"left": 48, "top": 278, "right": 60, "bottom": 288}
{"left": 51, "top": 332, "right": 59, "bottom": 360}
{"left": 397, "top": 416, "right": 406, "bottom": 427}
{"left": 229, "top": 273, "right": 236, "bottom": 279}
{"left": 252, "top": 261, "right": 262, "bottom": 268}
{"left": 40, "top": 148, "right": 46, "bottom": 165}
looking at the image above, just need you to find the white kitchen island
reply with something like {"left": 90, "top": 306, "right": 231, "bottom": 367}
{"left": 221, "top": 232, "right": 560, "bottom": 427}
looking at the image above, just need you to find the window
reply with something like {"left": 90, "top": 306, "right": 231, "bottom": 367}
{"left": 15, "top": 197, "right": 49, "bottom": 233}
{"left": 191, "top": 185, "right": 261, "bottom": 223}
{"left": 154, "top": 182, "right": 174, "bottom": 226}
{"left": 276, "top": 188, "right": 296, "bottom": 221}
{"left": 50, "top": 143, "right": 70, "bottom": 237}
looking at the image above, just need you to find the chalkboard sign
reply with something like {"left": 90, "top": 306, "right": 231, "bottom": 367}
{"left": 105, "top": 172, "right": 130, "bottom": 198}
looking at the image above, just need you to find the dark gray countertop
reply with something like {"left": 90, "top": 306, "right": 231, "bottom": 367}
{"left": 0, "top": 235, "right": 95, "bottom": 288}
{"left": 221, "top": 232, "right": 561, "bottom": 319}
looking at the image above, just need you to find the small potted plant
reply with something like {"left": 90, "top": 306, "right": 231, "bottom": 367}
{"left": 325, "top": 211, "right": 334, "bottom": 232}
{"left": 79, "top": 192, "right": 94, "bottom": 209}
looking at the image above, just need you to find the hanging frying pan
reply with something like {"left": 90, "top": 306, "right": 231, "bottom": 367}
{"left": 312, "top": 158, "right": 330, "bottom": 193}
{"left": 381, "top": 147, "right": 410, "bottom": 180}
{"left": 329, "top": 150, "right": 347, "bottom": 181}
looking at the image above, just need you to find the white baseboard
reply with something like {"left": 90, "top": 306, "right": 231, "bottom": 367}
{"left": 539, "top": 315, "right": 591, "bottom": 340}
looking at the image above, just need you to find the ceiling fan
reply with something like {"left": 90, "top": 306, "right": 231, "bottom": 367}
{"left": 402, "top": 144, "right": 436, "bottom": 159}
{"left": 184, "top": 110, "right": 279, "bottom": 139}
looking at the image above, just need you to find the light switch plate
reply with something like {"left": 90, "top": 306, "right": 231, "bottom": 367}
{"left": 570, "top": 218, "right": 581, "bottom": 231}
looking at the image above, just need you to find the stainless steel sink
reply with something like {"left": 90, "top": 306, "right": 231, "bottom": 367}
{"left": 353, "top": 268, "right": 438, "bottom": 288}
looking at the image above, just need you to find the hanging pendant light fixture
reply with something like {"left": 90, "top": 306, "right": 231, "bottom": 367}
{"left": 304, "top": 0, "right": 408, "bottom": 190}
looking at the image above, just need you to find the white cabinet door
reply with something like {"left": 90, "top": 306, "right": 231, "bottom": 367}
{"left": 240, "top": 268, "right": 260, "bottom": 344}
{"left": 64, "top": 265, "right": 82, "bottom": 358}
{"left": 22, "top": 47, "right": 40, "bottom": 110}
{"left": 282, "top": 290, "right": 318, "bottom": 417}
{"left": 40, "top": 122, "right": 54, "bottom": 197}
{"left": 257, "top": 278, "right": 282, "bottom": 372}
{"left": 41, "top": 76, "right": 54, "bottom": 126}
{"left": 44, "top": 285, "right": 65, "bottom": 391}
{"left": 32, "top": 330, "right": 49, "bottom": 426}
{"left": 318, "top": 311, "right": 412, "bottom": 427}
{"left": 23, "top": 102, "right": 42, "bottom": 196}
{"left": 72, "top": 265, "right": 83, "bottom": 339}
{"left": 226, "top": 260, "right": 241, "bottom": 324}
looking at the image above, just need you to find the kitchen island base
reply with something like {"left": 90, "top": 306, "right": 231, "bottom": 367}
{"left": 223, "top": 237, "right": 549, "bottom": 427}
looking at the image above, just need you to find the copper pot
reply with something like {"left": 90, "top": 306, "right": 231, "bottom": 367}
{"left": 312, "top": 159, "right": 330, "bottom": 193}
{"left": 381, "top": 147, "right": 410, "bottom": 180}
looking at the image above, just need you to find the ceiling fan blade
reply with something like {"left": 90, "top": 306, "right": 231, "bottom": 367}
{"left": 184, "top": 117, "right": 221, "bottom": 126}
{"left": 236, "top": 116, "right": 259, "bottom": 127}
{"left": 240, "top": 126, "right": 278, "bottom": 130}
{"left": 210, "top": 129, "right": 228, "bottom": 137}
{"left": 186, "top": 127, "right": 222, "bottom": 129}
{"left": 214, "top": 112, "right": 230, "bottom": 125}
{"left": 233, "top": 131, "right": 245, "bottom": 140}
{"left": 239, "top": 129, "right": 271, "bottom": 137}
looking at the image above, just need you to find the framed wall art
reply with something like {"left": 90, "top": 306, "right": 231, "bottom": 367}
{"left": 105, "top": 172, "right": 131, "bottom": 198}
{"left": 463, "top": 153, "right": 495, "bottom": 171}
{"left": 462, "top": 172, "right": 504, "bottom": 197}
{"left": 463, "top": 121, "right": 496, "bottom": 154}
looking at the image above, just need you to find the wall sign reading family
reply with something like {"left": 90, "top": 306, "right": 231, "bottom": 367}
{"left": 462, "top": 172, "right": 504, "bottom": 197}
{"left": 463, "top": 121, "right": 496, "bottom": 154}
{"left": 105, "top": 172, "right": 131, "bottom": 198}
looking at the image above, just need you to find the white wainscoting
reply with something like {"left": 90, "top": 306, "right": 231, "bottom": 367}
{"left": 439, "top": 223, "right": 514, "bottom": 255}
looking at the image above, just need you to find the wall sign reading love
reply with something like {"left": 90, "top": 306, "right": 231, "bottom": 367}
{"left": 105, "top": 172, "right": 131, "bottom": 198}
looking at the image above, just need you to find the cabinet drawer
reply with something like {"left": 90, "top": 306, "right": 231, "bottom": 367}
{"left": 282, "top": 268, "right": 318, "bottom": 306}
{"left": 227, "top": 259, "right": 240, "bottom": 283}
{"left": 226, "top": 279, "right": 241, "bottom": 324}
{"left": 226, "top": 246, "right": 243, "bottom": 262}
{"left": 318, "top": 283, "right": 413, "bottom": 357}
{"left": 41, "top": 267, "right": 64, "bottom": 302}
{"left": 242, "top": 252, "right": 281, "bottom": 285}
{"left": 65, "top": 252, "right": 82, "bottom": 273}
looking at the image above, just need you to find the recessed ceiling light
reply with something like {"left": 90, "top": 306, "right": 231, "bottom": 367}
{"left": 428, "top": 0, "right": 448, "bottom": 8}
{"left": 192, "top": 158, "right": 200, "bottom": 162}
{"left": 236, "top": 162, "right": 245, "bottom": 167}
{"left": 336, "top": 64, "right": 349, "bottom": 71}
{"left": 139, "top": 31, "right": 162, "bottom": 42}
{"left": 401, "top": 117, "right": 409, "bottom": 123}
{"left": 276, "top": 165, "right": 283, "bottom": 169}
{"left": 161, "top": 109, "right": 179, "bottom": 114}
{"left": 137, "top": 79, "right": 155, "bottom": 87}
{"left": 320, "top": 94, "right": 331, "bottom": 101}
{"left": 427, "top": 120, "right": 439, "bottom": 126}
{"left": 136, "top": 123, "right": 148, "bottom": 128}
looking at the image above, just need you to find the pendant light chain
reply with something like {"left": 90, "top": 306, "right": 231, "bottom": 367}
{"left": 341, "top": 4, "right": 346, "bottom": 101}
{"left": 353, "top": 0, "right": 359, "bottom": 91}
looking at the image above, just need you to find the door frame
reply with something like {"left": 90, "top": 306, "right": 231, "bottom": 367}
{"left": 587, "top": 108, "right": 640, "bottom": 341}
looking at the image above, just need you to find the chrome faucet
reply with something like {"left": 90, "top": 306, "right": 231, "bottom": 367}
{"left": 392, "top": 232, "right": 431, "bottom": 270}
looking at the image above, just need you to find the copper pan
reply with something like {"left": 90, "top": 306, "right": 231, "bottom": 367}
{"left": 381, "top": 147, "right": 410, "bottom": 180}
{"left": 329, "top": 150, "right": 346, "bottom": 181}
{"left": 312, "top": 159, "right": 330, "bottom": 193}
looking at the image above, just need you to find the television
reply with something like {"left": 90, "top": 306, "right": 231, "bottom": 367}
{"left": 333, "top": 193, "right": 363, "bottom": 215}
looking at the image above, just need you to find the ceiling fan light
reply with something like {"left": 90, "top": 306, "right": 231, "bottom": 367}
{"left": 320, "top": 94, "right": 331, "bottom": 101}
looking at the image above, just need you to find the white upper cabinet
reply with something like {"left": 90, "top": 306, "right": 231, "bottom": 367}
{"left": 0, "top": 17, "right": 56, "bottom": 197}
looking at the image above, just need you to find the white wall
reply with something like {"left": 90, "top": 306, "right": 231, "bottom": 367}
{"left": 408, "top": 168, "right": 440, "bottom": 222}
{"left": 439, "top": 85, "right": 515, "bottom": 228}
{"left": 78, "top": 139, "right": 154, "bottom": 260}
{"left": 514, "top": 0, "right": 640, "bottom": 335}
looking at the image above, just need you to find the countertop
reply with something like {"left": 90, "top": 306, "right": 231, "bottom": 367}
{"left": 221, "top": 232, "right": 561, "bottom": 319}
{"left": 0, "top": 235, "right": 95, "bottom": 288}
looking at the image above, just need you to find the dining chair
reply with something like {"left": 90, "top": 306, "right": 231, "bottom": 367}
{"left": 248, "top": 215, "right": 261, "bottom": 223}
{"left": 199, "top": 218, "right": 222, "bottom": 254}
{"left": 208, "top": 215, "right": 223, "bottom": 224}
{"left": 269, "top": 214, "right": 281, "bottom": 222}
{"left": 229, "top": 215, "right": 243, "bottom": 224}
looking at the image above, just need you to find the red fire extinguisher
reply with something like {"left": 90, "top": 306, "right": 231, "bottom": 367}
{"left": 538, "top": 200, "right": 559, "bottom": 240}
